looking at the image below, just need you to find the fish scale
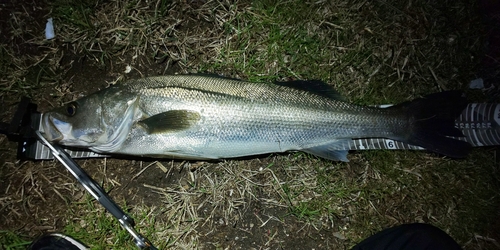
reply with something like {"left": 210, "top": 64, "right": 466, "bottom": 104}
{"left": 41, "top": 75, "right": 470, "bottom": 161}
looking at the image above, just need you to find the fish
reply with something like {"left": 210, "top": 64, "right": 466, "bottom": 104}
{"left": 41, "top": 75, "right": 471, "bottom": 161}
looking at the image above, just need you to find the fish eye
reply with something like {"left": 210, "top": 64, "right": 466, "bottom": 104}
{"left": 66, "top": 102, "right": 78, "bottom": 116}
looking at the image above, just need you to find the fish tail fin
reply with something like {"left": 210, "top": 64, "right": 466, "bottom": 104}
{"left": 391, "top": 91, "right": 471, "bottom": 158}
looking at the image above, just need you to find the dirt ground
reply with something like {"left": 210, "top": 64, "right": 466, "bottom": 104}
{"left": 1, "top": 0, "right": 500, "bottom": 249}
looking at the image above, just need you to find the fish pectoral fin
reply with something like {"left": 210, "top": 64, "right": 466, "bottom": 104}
{"left": 138, "top": 110, "right": 201, "bottom": 134}
{"left": 302, "top": 140, "right": 350, "bottom": 162}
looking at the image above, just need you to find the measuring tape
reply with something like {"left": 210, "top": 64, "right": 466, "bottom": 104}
{"left": 25, "top": 103, "right": 500, "bottom": 160}
{"left": 349, "top": 103, "right": 500, "bottom": 151}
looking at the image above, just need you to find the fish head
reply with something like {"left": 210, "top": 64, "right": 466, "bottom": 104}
{"left": 41, "top": 87, "right": 138, "bottom": 150}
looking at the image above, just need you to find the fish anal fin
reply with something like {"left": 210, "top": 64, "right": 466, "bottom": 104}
{"left": 302, "top": 140, "right": 350, "bottom": 162}
{"left": 139, "top": 110, "right": 200, "bottom": 134}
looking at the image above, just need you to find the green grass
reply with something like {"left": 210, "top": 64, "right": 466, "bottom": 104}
{"left": 62, "top": 198, "right": 132, "bottom": 249}
{"left": 200, "top": 0, "right": 343, "bottom": 83}
{"left": 0, "top": 231, "right": 31, "bottom": 250}
{"left": 1, "top": 0, "right": 499, "bottom": 249}
{"left": 60, "top": 194, "right": 161, "bottom": 249}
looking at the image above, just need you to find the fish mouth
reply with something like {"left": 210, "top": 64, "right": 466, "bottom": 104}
{"left": 41, "top": 113, "right": 64, "bottom": 142}
{"left": 41, "top": 113, "right": 79, "bottom": 145}
{"left": 41, "top": 112, "right": 99, "bottom": 147}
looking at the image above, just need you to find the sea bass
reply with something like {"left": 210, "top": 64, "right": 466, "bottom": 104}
{"left": 41, "top": 75, "right": 471, "bottom": 161}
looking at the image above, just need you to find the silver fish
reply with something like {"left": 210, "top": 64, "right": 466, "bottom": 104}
{"left": 41, "top": 75, "right": 470, "bottom": 161}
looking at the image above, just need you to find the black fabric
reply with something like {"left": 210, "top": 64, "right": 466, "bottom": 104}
{"left": 28, "top": 234, "right": 87, "bottom": 250}
{"left": 352, "top": 223, "right": 461, "bottom": 250}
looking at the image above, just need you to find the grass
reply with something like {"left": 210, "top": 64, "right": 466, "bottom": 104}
{"left": 1, "top": 0, "right": 499, "bottom": 249}
{"left": 0, "top": 231, "right": 31, "bottom": 250}
{"left": 61, "top": 195, "right": 136, "bottom": 249}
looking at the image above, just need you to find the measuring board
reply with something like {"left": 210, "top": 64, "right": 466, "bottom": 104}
{"left": 23, "top": 103, "right": 500, "bottom": 160}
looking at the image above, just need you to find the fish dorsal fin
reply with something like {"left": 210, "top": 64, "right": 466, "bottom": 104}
{"left": 139, "top": 110, "right": 201, "bottom": 134}
{"left": 274, "top": 80, "right": 345, "bottom": 100}
{"left": 190, "top": 72, "right": 243, "bottom": 81}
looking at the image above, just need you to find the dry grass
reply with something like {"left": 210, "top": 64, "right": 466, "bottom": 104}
{"left": 1, "top": 0, "right": 500, "bottom": 249}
